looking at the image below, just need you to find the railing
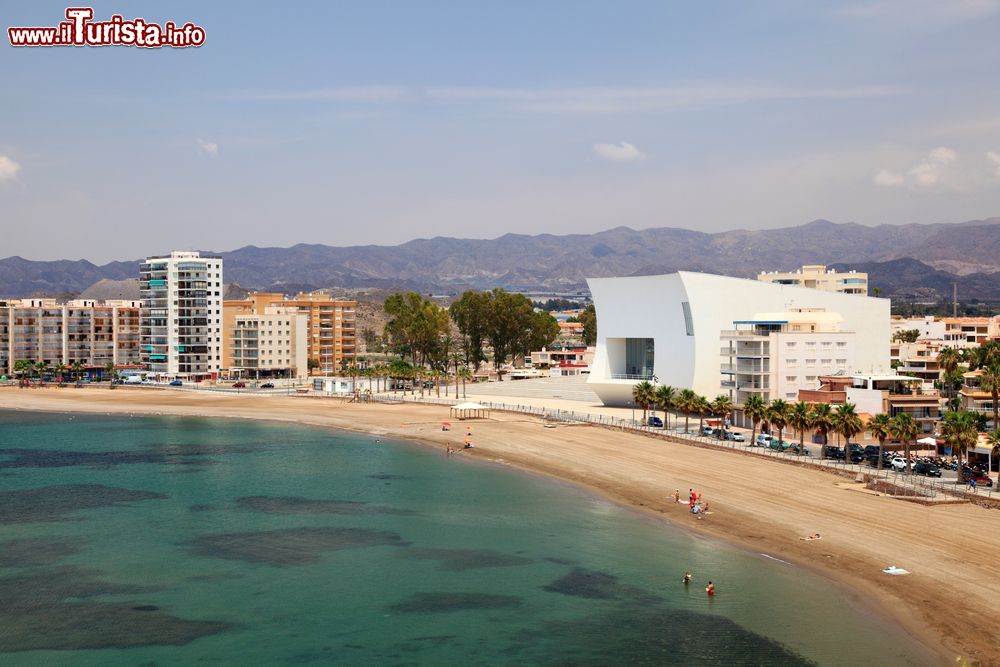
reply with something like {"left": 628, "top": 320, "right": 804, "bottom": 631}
{"left": 351, "top": 392, "right": 996, "bottom": 504}
{"left": 608, "top": 373, "right": 655, "bottom": 380}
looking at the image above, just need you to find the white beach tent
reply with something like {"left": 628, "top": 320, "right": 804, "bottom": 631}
{"left": 450, "top": 402, "right": 490, "bottom": 420}
{"left": 916, "top": 436, "right": 938, "bottom": 451}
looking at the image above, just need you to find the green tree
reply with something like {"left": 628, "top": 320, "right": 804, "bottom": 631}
{"left": 383, "top": 292, "right": 450, "bottom": 367}
{"left": 941, "top": 410, "right": 979, "bottom": 472}
{"left": 70, "top": 361, "right": 84, "bottom": 382}
{"left": 833, "top": 403, "right": 863, "bottom": 448}
{"left": 742, "top": 394, "right": 767, "bottom": 446}
{"left": 788, "top": 402, "right": 814, "bottom": 454}
{"left": 578, "top": 304, "right": 597, "bottom": 346}
{"left": 654, "top": 385, "right": 676, "bottom": 429}
{"left": 767, "top": 399, "right": 790, "bottom": 450}
{"left": 631, "top": 381, "right": 655, "bottom": 423}
{"left": 54, "top": 362, "right": 68, "bottom": 383}
{"left": 937, "top": 347, "right": 962, "bottom": 399}
{"left": 867, "top": 413, "right": 892, "bottom": 470}
{"left": 103, "top": 361, "right": 116, "bottom": 389}
{"left": 676, "top": 389, "right": 698, "bottom": 434}
{"left": 34, "top": 360, "right": 49, "bottom": 379}
{"left": 458, "top": 366, "right": 473, "bottom": 398}
{"left": 978, "top": 364, "right": 1000, "bottom": 434}
{"left": 14, "top": 359, "right": 32, "bottom": 380}
{"left": 891, "top": 329, "right": 921, "bottom": 343}
{"left": 889, "top": 413, "right": 918, "bottom": 474}
{"left": 695, "top": 395, "right": 711, "bottom": 435}
{"left": 811, "top": 402, "right": 834, "bottom": 446}
{"left": 449, "top": 291, "right": 490, "bottom": 371}
{"left": 711, "top": 394, "right": 733, "bottom": 439}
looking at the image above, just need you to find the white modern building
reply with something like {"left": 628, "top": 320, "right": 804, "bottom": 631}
{"left": 587, "top": 272, "right": 890, "bottom": 406}
{"left": 139, "top": 251, "right": 223, "bottom": 377}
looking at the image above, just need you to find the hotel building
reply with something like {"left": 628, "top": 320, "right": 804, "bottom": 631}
{"left": 757, "top": 264, "right": 868, "bottom": 295}
{"left": 229, "top": 310, "right": 309, "bottom": 379}
{"left": 0, "top": 298, "right": 142, "bottom": 374}
{"left": 586, "top": 272, "right": 889, "bottom": 407}
{"left": 223, "top": 292, "right": 356, "bottom": 375}
{"left": 139, "top": 251, "right": 223, "bottom": 377}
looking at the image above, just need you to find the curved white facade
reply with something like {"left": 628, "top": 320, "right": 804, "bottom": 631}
{"left": 586, "top": 272, "right": 890, "bottom": 406}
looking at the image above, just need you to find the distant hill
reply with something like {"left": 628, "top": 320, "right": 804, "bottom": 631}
{"left": 829, "top": 257, "right": 1000, "bottom": 302}
{"left": 3, "top": 217, "right": 1000, "bottom": 300}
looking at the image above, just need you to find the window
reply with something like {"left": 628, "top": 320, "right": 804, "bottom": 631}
{"left": 806, "top": 358, "right": 816, "bottom": 367}
{"left": 806, "top": 341, "right": 816, "bottom": 348}
{"left": 836, "top": 358, "right": 847, "bottom": 365}
{"left": 822, "top": 341, "right": 832, "bottom": 348}
{"left": 680, "top": 302, "right": 694, "bottom": 336}
{"left": 805, "top": 375, "right": 816, "bottom": 382}
{"left": 836, "top": 341, "right": 847, "bottom": 347}
{"left": 786, "top": 358, "right": 797, "bottom": 366}
{"left": 821, "top": 359, "right": 831, "bottom": 365}
{"left": 786, "top": 375, "right": 797, "bottom": 382}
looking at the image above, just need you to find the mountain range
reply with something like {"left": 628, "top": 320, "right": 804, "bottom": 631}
{"left": 3, "top": 217, "right": 1000, "bottom": 301}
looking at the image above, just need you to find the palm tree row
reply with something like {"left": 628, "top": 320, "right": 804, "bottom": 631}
{"left": 630, "top": 381, "right": 733, "bottom": 437}
{"left": 743, "top": 395, "right": 862, "bottom": 455}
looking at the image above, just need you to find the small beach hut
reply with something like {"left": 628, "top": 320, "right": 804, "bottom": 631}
{"left": 450, "top": 402, "right": 490, "bottom": 420}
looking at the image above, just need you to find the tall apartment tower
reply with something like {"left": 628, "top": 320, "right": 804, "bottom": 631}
{"left": 139, "top": 251, "right": 223, "bottom": 377}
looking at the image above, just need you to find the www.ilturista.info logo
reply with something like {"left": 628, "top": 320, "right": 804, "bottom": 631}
{"left": 8, "top": 7, "right": 205, "bottom": 48}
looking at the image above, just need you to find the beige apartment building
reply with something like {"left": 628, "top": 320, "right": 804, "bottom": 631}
{"left": 224, "top": 292, "right": 356, "bottom": 375}
{"left": 0, "top": 298, "right": 142, "bottom": 375}
{"left": 757, "top": 264, "right": 868, "bottom": 295}
{"left": 229, "top": 310, "right": 309, "bottom": 379}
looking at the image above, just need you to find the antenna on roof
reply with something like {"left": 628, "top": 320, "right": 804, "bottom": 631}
{"left": 953, "top": 282, "right": 958, "bottom": 318}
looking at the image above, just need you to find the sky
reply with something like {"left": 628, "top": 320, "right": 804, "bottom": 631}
{"left": 3, "top": 0, "right": 1000, "bottom": 262}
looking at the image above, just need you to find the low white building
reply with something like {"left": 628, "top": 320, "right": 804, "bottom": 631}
{"left": 229, "top": 309, "right": 309, "bottom": 379}
{"left": 587, "top": 272, "right": 890, "bottom": 406}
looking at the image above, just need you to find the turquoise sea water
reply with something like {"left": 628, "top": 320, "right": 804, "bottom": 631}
{"left": 0, "top": 410, "right": 934, "bottom": 666}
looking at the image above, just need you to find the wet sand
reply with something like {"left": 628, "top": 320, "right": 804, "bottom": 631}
{"left": 3, "top": 387, "right": 997, "bottom": 666}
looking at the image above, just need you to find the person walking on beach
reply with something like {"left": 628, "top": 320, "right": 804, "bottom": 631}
{"left": 673, "top": 489, "right": 681, "bottom": 503}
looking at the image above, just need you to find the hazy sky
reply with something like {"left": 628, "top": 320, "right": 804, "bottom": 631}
{"left": 3, "top": 0, "right": 1000, "bottom": 262}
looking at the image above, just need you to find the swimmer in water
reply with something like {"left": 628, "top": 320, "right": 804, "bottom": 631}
{"left": 706, "top": 580, "right": 715, "bottom": 596}
{"left": 683, "top": 571, "right": 692, "bottom": 585}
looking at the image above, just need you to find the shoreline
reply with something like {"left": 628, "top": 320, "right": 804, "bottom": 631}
{"left": 3, "top": 388, "right": 997, "bottom": 665}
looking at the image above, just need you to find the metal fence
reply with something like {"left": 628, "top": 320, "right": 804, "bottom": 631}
{"left": 360, "top": 391, "right": 997, "bottom": 504}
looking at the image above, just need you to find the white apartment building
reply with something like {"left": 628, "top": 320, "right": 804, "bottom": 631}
{"left": 587, "top": 272, "right": 890, "bottom": 406}
{"left": 757, "top": 264, "right": 868, "bottom": 295}
{"left": 721, "top": 309, "right": 856, "bottom": 405}
{"left": 230, "top": 310, "right": 309, "bottom": 379}
{"left": 891, "top": 316, "right": 946, "bottom": 341}
{"left": 139, "top": 251, "right": 223, "bottom": 377}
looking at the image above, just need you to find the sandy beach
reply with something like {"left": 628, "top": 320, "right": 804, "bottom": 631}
{"left": 3, "top": 387, "right": 998, "bottom": 666}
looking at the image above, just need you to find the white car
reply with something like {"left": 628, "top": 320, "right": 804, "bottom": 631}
{"left": 890, "top": 457, "right": 910, "bottom": 472}
{"left": 727, "top": 431, "right": 745, "bottom": 442}
{"left": 755, "top": 434, "right": 773, "bottom": 447}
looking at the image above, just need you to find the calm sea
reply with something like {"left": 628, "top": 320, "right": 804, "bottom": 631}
{"left": 0, "top": 410, "right": 934, "bottom": 666}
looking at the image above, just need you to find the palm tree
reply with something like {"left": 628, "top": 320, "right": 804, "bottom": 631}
{"left": 788, "top": 402, "right": 813, "bottom": 455}
{"left": 70, "top": 361, "right": 84, "bottom": 383}
{"left": 889, "top": 413, "right": 917, "bottom": 474}
{"left": 695, "top": 395, "right": 712, "bottom": 435}
{"left": 767, "top": 399, "right": 790, "bottom": 449}
{"left": 676, "top": 389, "right": 698, "bottom": 434}
{"left": 34, "top": 360, "right": 49, "bottom": 380}
{"left": 867, "top": 413, "right": 892, "bottom": 470}
{"left": 54, "top": 362, "right": 68, "bottom": 383}
{"left": 711, "top": 394, "right": 733, "bottom": 439}
{"left": 833, "top": 403, "right": 863, "bottom": 448}
{"left": 941, "top": 410, "right": 979, "bottom": 472}
{"left": 811, "top": 402, "right": 834, "bottom": 446}
{"left": 654, "top": 385, "right": 676, "bottom": 429}
{"left": 458, "top": 366, "right": 473, "bottom": 398}
{"left": 978, "top": 364, "right": 1000, "bottom": 434}
{"left": 14, "top": 359, "right": 32, "bottom": 381}
{"left": 988, "top": 430, "right": 1000, "bottom": 487}
{"left": 937, "top": 347, "right": 962, "bottom": 399}
{"left": 103, "top": 361, "right": 116, "bottom": 389}
{"left": 631, "top": 381, "right": 655, "bottom": 423}
{"left": 743, "top": 394, "right": 767, "bottom": 445}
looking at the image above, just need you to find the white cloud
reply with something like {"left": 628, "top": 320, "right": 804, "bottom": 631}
{"left": 874, "top": 146, "right": 960, "bottom": 189}
{"left": 196, "top": 139, "right": 219, "bottom": 157}
{"left": 219, "top": 83, "right": 903, "bottom": 115}
{"left": 0, "top": 155, "right": 21, "bottom": 182}
{"left": 987, "top": 151, "right": 1000, "bottom": 177}
{"left": 873, "top": 169, "right": 904, "bottom": 186}
{"left": 592, "top": 142, "right": 646, "bottom": 163}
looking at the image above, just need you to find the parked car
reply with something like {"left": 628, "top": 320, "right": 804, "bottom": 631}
{"left": 647, "top": 416, "right": 663, "bottom": 427}
{"left": 823, "top": 446, "right": 845, "bottom": 460}
{"left": 767, "top": 439, "right": 793, "bottom": 451}
{"left": 232, "top": 381, "right": 246, "bottom": 388}
{"left": 846, "top": 444, "right": 865, "bottom": 463}
{"left": 260, "top": 382, "right": 275, "bottom": 389}
{"left": 890, "top": 457, "right": 910, "bottom": 472}
{"left": 960, "top": 467, "right": 994, "bottom": 487}
{"left": 168, "top": 380, "right": 183, "bottom": 387}
{"left": 702, "top": 425, "right": 715, "bottom": 436}
{"left": 755, "top": 434, "right": 773, "bottom": 447}
{"left": 912, "top": 461, "right": 942, "bottom": 477}
{"left": 726, "top": 431, "right": 745, "bottom": 442}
